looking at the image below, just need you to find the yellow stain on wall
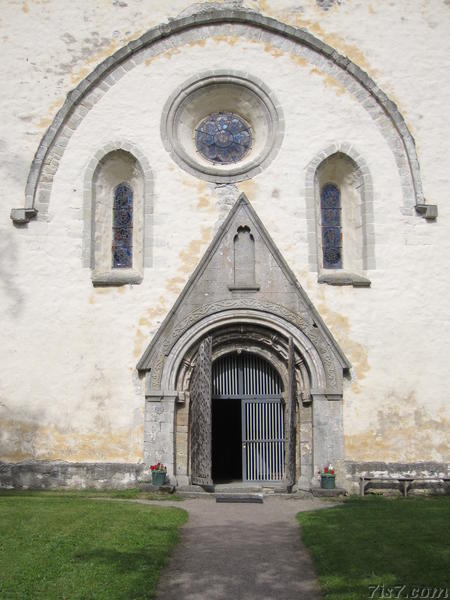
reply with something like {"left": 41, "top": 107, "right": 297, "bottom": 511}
{"left": 290, "top": 54, "right": 308, "bottom": 67}
{"left": 22, "top": 2, "right": 29, "bottom": 13}
{"left": 211, "top": 35, "right": 239, "bottom": 47}
{"left": 178, "top": 226, "right": 213, "bottom": 273}
{"left": 166, "top": 276, "right": 186, "bottom": 294}
{"left": 345, "top": 395, "right": 450, "bottom": 462}
{"left": 0, "top": 418, "right": 144, "bottom": 463}
{"left": 133, "top": 329, "right": 146, "bottom": 359}
{"left": 196, "top": 181, "right": 215, "bottom": 212}
{"left": 71, "top": 40, "right": 120, "bottom": 85}
{"left": 238, "top": 179, "right": 259, "bottom": 198}
{"left": 317, "top": 303, "right": 370, "bottom": 386}
{"left": 263, "top": 42, "right": 285, "bottom": 58}
{"left": 309, "top": 66, "right": 346, "bottom": 96}
{"left": 254, "top": 1, "right": 374, "bottom": 76}
{"left": 145, "top": 47, "right": 181, "bottom": 66}
{"left": 134, "top": 297, "right": 170, "bottom": 357}
{"left": 187, "top": 38, "right": 207, "bottom": 48}
{"left": 38, "top": 97, "right": 65, "bottom": 129}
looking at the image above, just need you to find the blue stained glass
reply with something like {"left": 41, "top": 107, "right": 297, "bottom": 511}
{"left": 321, "top": 183, "right": 342, "bottom": 269}
{"left": 195, "top": 112, "right": 252, "bottom": 164}
{"left": 112, "top": 183, "right": 133, "bottom": 269}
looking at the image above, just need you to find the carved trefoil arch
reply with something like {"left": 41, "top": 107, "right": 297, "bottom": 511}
{"left": 137, "top": 195, "right": 350, "bottom": 490}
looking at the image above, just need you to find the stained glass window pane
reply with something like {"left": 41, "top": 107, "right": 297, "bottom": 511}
{"left": 195, "top": 112, "right": 252, "bottom": 164}
{"left": 112, "top": 183, "right": 133, "bottom": 269}
{"left": 321, "top": 183, "right": 342, "bottom": 269}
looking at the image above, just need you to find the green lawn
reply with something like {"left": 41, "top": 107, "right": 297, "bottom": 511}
{"left": 297, "top": 496, "right": 450, "bottom": 600}
{"left": 0, "top": 492, "right": 187, "bottom": 599}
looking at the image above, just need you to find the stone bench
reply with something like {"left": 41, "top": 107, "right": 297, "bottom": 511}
{"left": 359, "top": 476, "right": 450, "bottom": 497}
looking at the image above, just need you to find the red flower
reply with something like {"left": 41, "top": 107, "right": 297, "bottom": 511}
{"left": 324, "top": 467, "right": 329, "bottom": 473}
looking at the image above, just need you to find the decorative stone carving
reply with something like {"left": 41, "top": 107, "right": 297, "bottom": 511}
{"left": 285, "top": 337, "right": 297, "bottom": 488}
{"left": 148, "top": 298, "right": 340, "bottom": 393}
{"left": 190, "top": 337, "right": 213, "bottom": 486}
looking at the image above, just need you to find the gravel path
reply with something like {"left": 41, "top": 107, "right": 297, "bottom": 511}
{"left": 152, "top": 495, "right": 337, "bottom": 600}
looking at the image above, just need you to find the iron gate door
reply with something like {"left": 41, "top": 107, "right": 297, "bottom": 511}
{"left": 212, "top": 353, "right": 285, "bottom": 482}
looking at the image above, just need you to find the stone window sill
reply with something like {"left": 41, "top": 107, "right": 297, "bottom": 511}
{"left": 318, "top": 271, "right": 371, "bottom": 288}
{"left": 92, "top": 269, "right": 143, "bottom": 287}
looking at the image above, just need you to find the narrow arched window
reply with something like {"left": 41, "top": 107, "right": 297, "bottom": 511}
{"left": 321, "top": 183, "right": 342, "bottom": 269}
{"left": 112, "top": 182, "right": 133, "bottom": 268}
{"left": 233, "top": 226, "right": 255, "bottom": 287}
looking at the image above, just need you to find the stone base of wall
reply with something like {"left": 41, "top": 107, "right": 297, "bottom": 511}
{"left": 1, "top": 460, "right": 448, "bottom": 493}
{"left": 0, "top": 461, "right": 146, "bottom": 489}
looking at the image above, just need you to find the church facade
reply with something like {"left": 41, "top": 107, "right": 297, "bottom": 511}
{"left": 1, "top": 0, "right": 449, "bottom": 492}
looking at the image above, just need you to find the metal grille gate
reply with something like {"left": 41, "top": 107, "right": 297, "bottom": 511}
{"left": 212, "top": 354, "right": 285, "bottom": 482}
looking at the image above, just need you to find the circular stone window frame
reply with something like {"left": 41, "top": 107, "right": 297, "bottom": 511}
{"left": 161, "top": 71, "right": 284, "bottom": 183}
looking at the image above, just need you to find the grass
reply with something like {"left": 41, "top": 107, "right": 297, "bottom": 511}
{"left": 0, "top": 492, "right": 188, "bottom": 599}
{"left": 0, "top": 487, "right": 183, "bottom": 501}
{"left": 297, "top": 496, "right": 450, "bottom": 600}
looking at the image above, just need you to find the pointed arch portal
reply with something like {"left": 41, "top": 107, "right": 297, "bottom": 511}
{"left": 138, "top": 194, "right": 349, "bottom": 490}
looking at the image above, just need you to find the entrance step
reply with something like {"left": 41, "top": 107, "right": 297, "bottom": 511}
{"left": 177, "top": 483, "right": 294, "bottom": 499}
{"left": 216, "top": 493, "right": 264, "bottom": 504}
{"left": 214, "top": 484, "right": 263, "bottom": 494}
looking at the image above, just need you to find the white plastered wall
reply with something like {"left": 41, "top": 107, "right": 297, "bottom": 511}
{"left": 1, "top": 0, "right": 449, "bottom": 468}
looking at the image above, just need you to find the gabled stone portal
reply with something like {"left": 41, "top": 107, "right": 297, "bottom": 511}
{"left": 138, "top": 194, "right": 350, "bottom": 490}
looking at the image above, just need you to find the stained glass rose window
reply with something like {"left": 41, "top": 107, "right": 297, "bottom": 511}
{"left": 195, "top": 112, "right": 252, "bottom": 164}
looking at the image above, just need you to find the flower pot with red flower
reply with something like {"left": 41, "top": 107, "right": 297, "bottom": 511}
{"left": 150, "top": 462, "right": 167, "bottom": 487}
{"left": 319, "top": 465, "right": 336, "bottom": 489}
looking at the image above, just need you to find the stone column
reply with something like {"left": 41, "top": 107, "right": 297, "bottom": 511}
{"left": 297, "top": 400, "right": 313, "bottom": 491}
{"left": 144, "top": 385, "right": 177, "bottom": 484}
{"left": 311, "top": 394, "right": 344, "bottom": 488}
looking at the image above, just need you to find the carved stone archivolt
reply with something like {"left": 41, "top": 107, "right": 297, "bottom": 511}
{"left": 145, "top": 299, "right": 342, "bottom": 396}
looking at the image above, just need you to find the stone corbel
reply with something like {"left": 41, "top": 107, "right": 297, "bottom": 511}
{"left": 10, "top": 208, "right": 38, "bottom": 224}
{"left": 325, "top": 393, "right": 343, "bottom": 401}
{"left": 145, "top": 374, "right": 179, "bottom": 402}
{"left": 415, "top": 204, "right": 438, "bottom": 220}
{"left": 177, "top": 391, "right": 189, "bottom": 405}
{"left": 300, "top": 390, "right": 312, "bottom": 405}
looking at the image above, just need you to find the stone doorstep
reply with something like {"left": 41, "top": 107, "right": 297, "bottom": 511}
{"left": 216, "top": 493, "right": 264, "bottom": 504}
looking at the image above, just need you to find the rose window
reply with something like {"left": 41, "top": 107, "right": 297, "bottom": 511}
{"left": 195, "top": 112, "right": 252, "bottom": 164}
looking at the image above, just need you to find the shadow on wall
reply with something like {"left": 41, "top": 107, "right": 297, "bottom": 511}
{"left": 0, "top": 228, "right": 24, "bottom": 318}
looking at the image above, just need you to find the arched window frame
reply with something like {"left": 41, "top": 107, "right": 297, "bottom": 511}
{"left": 307, "top": 148, "right": 374, "bottom": 288}
{"left": 83, "top": 143, "right": 154, "bottom": 287}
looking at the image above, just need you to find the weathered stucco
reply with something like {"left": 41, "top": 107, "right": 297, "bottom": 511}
{"left": 1, "top": 0, "right": 449, "bottom": 488}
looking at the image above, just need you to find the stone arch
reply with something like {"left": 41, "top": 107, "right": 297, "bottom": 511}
{"left": 156, "top": 308, "right": 332, "bottom": 395}
{"left": 305, "top": 143, "right": 375, "bottom": 283}
{"left": 82, "top": 141, "right": 154, "bottom": 276}
{"left": 143, "top": 307, "right": 343, "bottom": 489}
{"left": 11, "top": 8, "right": 432, "bottom": 223}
